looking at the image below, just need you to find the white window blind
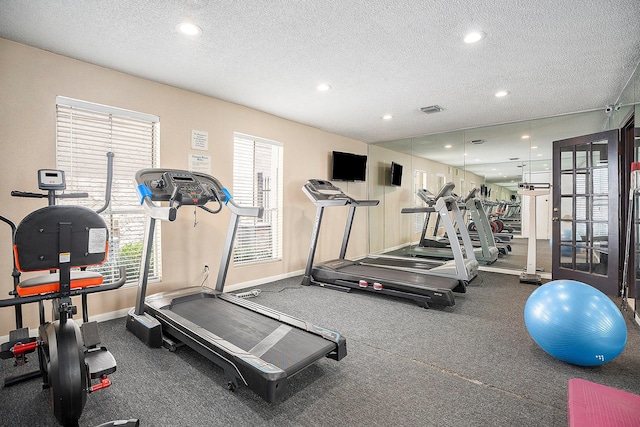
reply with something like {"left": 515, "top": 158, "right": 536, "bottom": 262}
{"left": 232, "top": 133, "right": 283, "bottom": 265}
{"left": 55, "top": 96, "right": 161, "bottom": 285}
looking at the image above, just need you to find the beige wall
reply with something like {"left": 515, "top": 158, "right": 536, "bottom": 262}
{"left": 0, "top": 38, "right": 368, "bottom": 335}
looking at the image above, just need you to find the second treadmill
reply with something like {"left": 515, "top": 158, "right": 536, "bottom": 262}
{"left": 301, "top": 179, "right": 466, "bottom": 309}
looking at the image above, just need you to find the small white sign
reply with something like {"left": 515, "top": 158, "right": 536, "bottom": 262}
{"left": 191, "top": 130, "right": 209, "bottom": 151}
{"left": 88, "top": 228, "right": 107, "bottom": 254}
{"left": 189, "top": 153, "right": 211, "bottom": 174}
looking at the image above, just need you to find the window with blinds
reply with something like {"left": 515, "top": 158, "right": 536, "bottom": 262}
{"left": 232, "top": 133, "right": 283, "bottom": 265}
{"left": 55, "top": 96, "right": 161, "bottom": 286}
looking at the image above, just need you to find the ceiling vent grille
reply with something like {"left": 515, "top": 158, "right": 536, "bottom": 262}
{"left": 420, "top": 105, "right": 443, "bottom": 114}
{"left": 469, "top": 139, "right": 485, "bottom": 145}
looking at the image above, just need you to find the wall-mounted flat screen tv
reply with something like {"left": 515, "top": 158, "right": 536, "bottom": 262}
{"left": 331, "top": 151, "right": 367, "bottom": 182}
{"left": 390, "top": 161, "right": 403, "bottom": 186}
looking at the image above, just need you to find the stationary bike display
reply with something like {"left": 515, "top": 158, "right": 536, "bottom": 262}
{"left": 0, "top": 154, "right": 136, "bottom": 427}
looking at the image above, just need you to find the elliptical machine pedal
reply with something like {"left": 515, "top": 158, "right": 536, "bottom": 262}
{"left": 82, "top": 321, "right": 117, "bottom": 382}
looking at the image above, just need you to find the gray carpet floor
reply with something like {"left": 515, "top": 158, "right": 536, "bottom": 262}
{"left": 1, "top": 271, "right": 639, "bottom": 426}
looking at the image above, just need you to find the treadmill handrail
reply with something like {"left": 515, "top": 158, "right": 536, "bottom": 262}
{"left": 400, "top": 206, "right": 436, "bottom": 214}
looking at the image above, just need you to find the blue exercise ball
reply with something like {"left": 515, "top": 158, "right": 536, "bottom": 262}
{"left": 523, "top": 280, "right": 627, "bottom": 366}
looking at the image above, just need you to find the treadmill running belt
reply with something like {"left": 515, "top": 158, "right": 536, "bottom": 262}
{"left": 168, "top": 297, "right": 335, "bottom": 373}
{"left": 340, "top": 263, "right": 459, "bottom": 290}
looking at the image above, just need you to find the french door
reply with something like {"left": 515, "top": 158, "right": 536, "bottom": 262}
{"left": 552, "top": 130, "right": 619, "bottom": 295}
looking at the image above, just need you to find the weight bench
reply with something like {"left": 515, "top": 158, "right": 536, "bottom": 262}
{"left": 568, "top": 378, "right": 640, "bottom": 426}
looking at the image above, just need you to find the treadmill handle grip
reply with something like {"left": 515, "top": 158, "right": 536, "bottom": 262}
{"left": 140, "top": 194, "right": 177, "bottom": 221}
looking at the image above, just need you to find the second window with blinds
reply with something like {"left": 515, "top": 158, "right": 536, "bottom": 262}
{"left": 232, "top": 133, "right": 283, "bottom": 266}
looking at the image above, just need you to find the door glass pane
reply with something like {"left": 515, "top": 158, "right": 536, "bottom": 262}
{"left": 593, "top": 243, "right": 608, "bottom": 275}
{"left": 561, "top": 172, "right": 573, "bottom": 195}
{"left": 560, "top": 245, "right": 573, "bottom": 265}
{"left": 592, "top": 140, "right": 608, "bottom": 166}
{"left": 560, "top": 220, "right": 573, "bottom": 242}
{"left": 575, "top": 144, "right": 589, "bottom": 168}
{"left": 575, "top": 197, "right": 588, "bottom": 220}
{"left": 576, "top": 222, "right": 587, "bottom": 243}
{"left": 592, "top": 168, "right": 608, "bottom": 194}
{"left": 560, "top": 197, "right": 573, "bottom": 219}
{"left": 592, "top": 196, "right": 608, "bottom": 221}
{"left": 576, "top": 249, "right": 589, "bottom": 271}
{"left": 561, "top": 146, "right": 574, "bottom": 170}
{"left": 576, "top": 171, "right": 588, "bottom": 194}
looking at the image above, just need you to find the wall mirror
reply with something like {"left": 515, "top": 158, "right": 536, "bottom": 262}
{"left": 368, "top": 93, "right": 639, "bottom": 275}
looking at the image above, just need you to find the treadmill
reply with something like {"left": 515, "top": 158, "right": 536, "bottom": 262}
{"left": 401, "top": 184, "right": 492, "bottom": 265}
{"left": 301, "top": 179, "right": 466, "bottom": 309}
{"left": 365, "top": 185, "right": 479, "bottom": 281}
{"left": 413, "top": 187, "right": 501, "bottom": 264}
{"left": 126, "top": 169, "right": 346, "bottom": 403}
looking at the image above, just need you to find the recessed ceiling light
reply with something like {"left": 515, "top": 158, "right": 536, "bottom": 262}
{"left": 495, "top": 90, "right": 509, "bottom": 98}
{"left": 177, "top": 22, "right": 202, "bottom": 36}
{"left": 316, "top": 83, "right": 331, "bottom": 92}
{"left": 464, "top": 31, "right": 486, "bottom": 44}
{"left": 444, "top": 144, "right": 452, "bottom": 148}
{"left": 531, "top": 146, "right": 538, "bottom": 149}
{"left": 382, "top": 114, "right": 393, "bottom": 120}
{"left": 521, "top": 135, "right": 530, "bottom": 139}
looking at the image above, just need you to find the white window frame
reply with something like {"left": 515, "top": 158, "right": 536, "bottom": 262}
{"left": 55, "top": 96, "right": 161, "bottom": 286}
{"left": 232, "top": 132, "right": 283, "bottom": 266}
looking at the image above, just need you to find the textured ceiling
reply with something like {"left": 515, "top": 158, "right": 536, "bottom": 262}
{"left": 1, "top": 0, "right": 639, "bottom": 147}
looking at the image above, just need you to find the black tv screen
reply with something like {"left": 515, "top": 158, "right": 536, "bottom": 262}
{"left": 390, "top": 161, "right": 403, "bottom": 186}
{"left": 331, "top": 151, "right": 367, "bottom": 182}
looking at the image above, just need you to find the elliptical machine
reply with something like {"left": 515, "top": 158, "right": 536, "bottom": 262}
{"left": 0, "top": 153, "right": 137, "bottom": 427}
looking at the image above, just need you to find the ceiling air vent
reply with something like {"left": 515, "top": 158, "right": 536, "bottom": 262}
{"left": 469, "top": 139, "right": 485, "bottom": 145}
{"left": 420, "top": 105, "right": 444, "bottom": 114}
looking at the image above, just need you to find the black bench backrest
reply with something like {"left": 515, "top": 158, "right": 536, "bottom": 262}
{"left": 14, "top": 205, "right": 108, "bottom": 272}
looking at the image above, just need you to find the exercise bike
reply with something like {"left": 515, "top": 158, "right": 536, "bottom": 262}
{"left": 0, "top": 153, "right": 138, "bottom": 427}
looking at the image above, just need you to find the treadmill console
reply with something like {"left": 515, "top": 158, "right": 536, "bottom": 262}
{"left": 303, "top": 179, "right": 349, "bottom": 201}
{"left": 433, "top": 182, "right": 455, "bottom": 200}
{"left": 144, "top": 171, "right": 214, "bottom": 206}
{"left": 417, "top": 188, "right": 436, "bottom": 205}
{"left": 463, "top": 187, "right": 478, "bottom": 202}
{"left": 163, "top": 171, "right": 212, "bottom": 206}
